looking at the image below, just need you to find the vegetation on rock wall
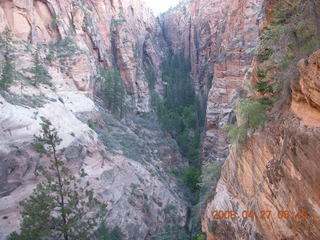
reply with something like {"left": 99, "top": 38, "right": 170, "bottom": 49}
{"left": 94, "top": 224, "right": 125, "bottom": 240}
{"left": 225, "top": 0, "right": 320, "bottom": 145}
{"left": 47, "top": 37, "right": 82, "bottom": 62}
{"left": 258, "top": 0, "right": 320, "bottom": 96}
{"left": 155, "top": 225, "right": 189, "bottom": 240}
{"left": 224, "top": 98, "right": 269, "bottom": 145}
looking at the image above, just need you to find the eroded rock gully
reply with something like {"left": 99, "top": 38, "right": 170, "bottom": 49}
{"left": 0, "top": 0, "right": 320, "bottom": 239}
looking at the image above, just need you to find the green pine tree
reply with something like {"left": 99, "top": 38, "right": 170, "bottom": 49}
{"left": 30, "top": 49, "right": 51, "bottom": 87}
{"left": 0, "top": 59, "right": 14, "bottom": 90}
{"left": 8, "top": 118, "right": 107, "bottom": 240}
{"left": 101, "top": 68, "right": 127, "bottom": 118}
{"left": 1, "top": 26, "right": 12, "bottom": 55}
{"left": 0, "top": 26, "right": 15, "bottom": 90}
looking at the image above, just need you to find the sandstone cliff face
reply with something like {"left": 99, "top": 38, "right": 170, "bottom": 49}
{"left": 0, "top": 0, "right": 166, "bottom": 112}
{"left": 0, "top": 1, "right": 188, "bottom": 239}
{"left": 202, "top": 50, "right": 320, "bottom": 240}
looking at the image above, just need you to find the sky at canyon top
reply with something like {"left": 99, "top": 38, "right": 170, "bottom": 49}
{"left": 146, "top": 0, "right": 181, "bottom": 15}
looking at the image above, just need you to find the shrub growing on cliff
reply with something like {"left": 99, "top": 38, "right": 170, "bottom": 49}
{"left": 257, "top": 0, "right": 320, "bottom": 99}
{"left": 224, "top": 124, "right": 247, "bottom": 145}
{"left": 257, "top": 69, "right": 267, "bottom": 78}
{"left": 144, "top": 64, "right": 157, "bottom": 90}
{"left": 155, "top": 224, "right": 189, "bottom": 240}
{"left": 46, "top": 37, "right": 82, "bottom": 62}
{"left": 8, "top": 118, "right": 107, "bottom": 240}
{"left": 255, "top": 80, "right": 273, "bottom": 94}
{"left": 0, "top": 59, "right": 15, "bottom": 90}
{"left": 193, "top": 233, "right": 206, "bottom": 240}
{"left": 224, "top": 98, "right": 268, "bottom": 145}
{"left": 238, "top": 98, "right": 268, "bottom": 129}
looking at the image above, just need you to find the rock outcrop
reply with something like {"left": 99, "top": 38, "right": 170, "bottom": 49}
{"left": 0, "top": 0, "right": 188, "bottom": 239}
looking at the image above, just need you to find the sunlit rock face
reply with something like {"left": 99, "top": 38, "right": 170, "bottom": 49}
{"left": 0, "top": 1, "right": 188, "bottom": 239}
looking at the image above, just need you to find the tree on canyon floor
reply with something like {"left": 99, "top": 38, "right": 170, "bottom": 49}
{"left": 154, "top": 53, "right": 204, "bottom": 203}
{"left": 157, "top": 53, "right": 203, "bottom": 164}
{"left": 8, "top": 118, "right": 107, "bottom": 240}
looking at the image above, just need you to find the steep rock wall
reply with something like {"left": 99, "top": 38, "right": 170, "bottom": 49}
{"left": 202, "top": 50, "right": 320, "bottom": 240}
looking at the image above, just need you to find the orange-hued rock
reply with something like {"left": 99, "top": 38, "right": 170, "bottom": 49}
{"left": 202, "top": 117, "right": 320, "bottom": 240}
{"left": 202, "top": 49, "right": 320, "bottom": 240}
{"left": 293, "top": 49, "right": 320, "bottom": 112}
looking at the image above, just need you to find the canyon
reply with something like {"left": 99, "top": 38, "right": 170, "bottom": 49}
{"left": 0, "top": 0, "right": 319, "bottom": 239}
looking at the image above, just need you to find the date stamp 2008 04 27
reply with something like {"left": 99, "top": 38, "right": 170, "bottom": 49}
{"left": 208, "top": 210, "right": 309, "bottom": 221}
